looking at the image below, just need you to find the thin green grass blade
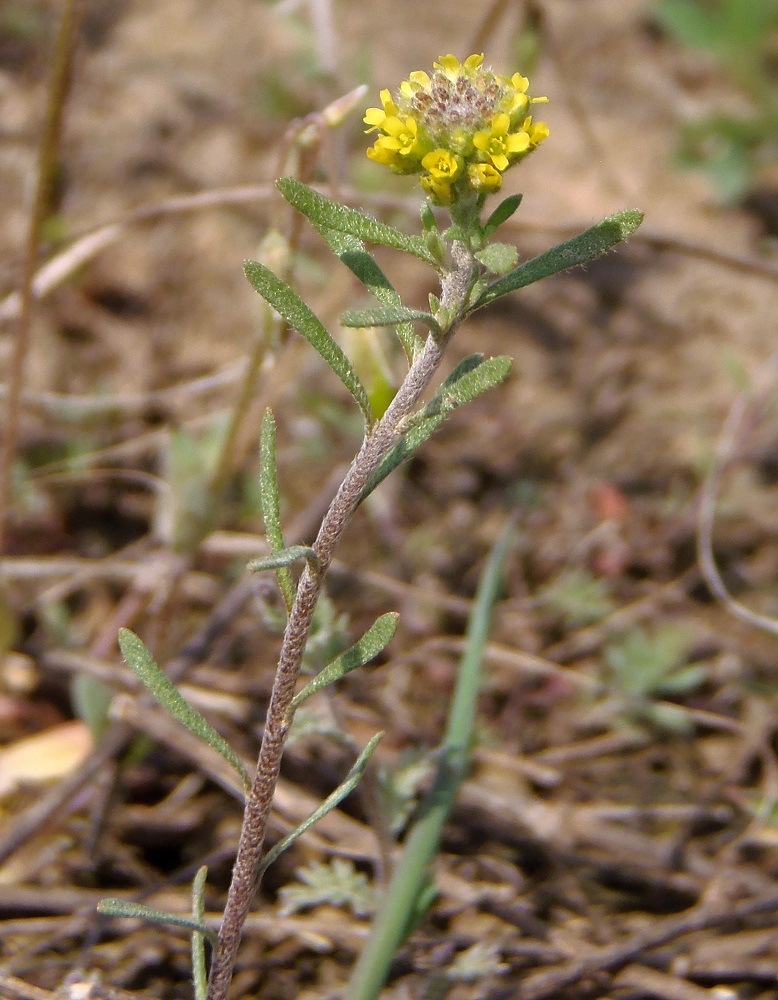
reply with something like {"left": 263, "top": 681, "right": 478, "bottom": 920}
{"left": 291, "top": 613, "right": 399, "bottom": 709}
{"left": 343, "top": 526, "right": 515, "bottom": 1000}
{"left": 248, "top": 545, "right": 319, "bottom": 574}
{"left": 97, "top": 898, "right": 219, "bottom": 949}
{"left": 360, "top": 355, "right": 512, "bottom": 502}
{"left": 277, "top": 178, "right": 439, "bottom": 268}
{"left": 244, "top": 260, "right": 373, "bottom": 425}
{"left": 260, "top": 410, "right": 295, "bottom": 613}
{"left": 470, "top": 209, "right": 644, "bottom": 312}
{"left": 340, "top": 306, "right": 440, "bottom": 336}
{"left": 117, "top": 628, "right": 251, "bottom": 792}
{"left": 191, "top": 866, "right": 209, "bottom": 1000}
{"left": 295, "top": 217, "right": 421, "bottom": 363}
{"left": 258, "top": 732, "right": 383, "bottom": 876}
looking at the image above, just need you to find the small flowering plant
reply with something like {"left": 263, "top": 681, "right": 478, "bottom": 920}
{"left": 100, "top": 55, "right": 643, "bottom": 1000}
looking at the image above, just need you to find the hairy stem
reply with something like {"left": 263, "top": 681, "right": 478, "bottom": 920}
{"left": 206, "top": 248, "right": 474, "bottom": 1000}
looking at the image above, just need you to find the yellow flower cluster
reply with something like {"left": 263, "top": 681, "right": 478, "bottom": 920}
{"left": 364, "top": 54, "right": 549, "bottom": 205}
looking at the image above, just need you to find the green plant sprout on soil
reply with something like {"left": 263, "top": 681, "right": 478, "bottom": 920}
{"left": 97, "top": 53, "right": 642, "bottom": 1000}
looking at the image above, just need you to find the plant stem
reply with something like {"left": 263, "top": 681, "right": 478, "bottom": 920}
{"left": 206, "top": 247, "right": 475, "bottom": 1000}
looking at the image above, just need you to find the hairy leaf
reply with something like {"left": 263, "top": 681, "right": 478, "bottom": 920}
{"left": 470, "top": 209, "right": 644, "bottom": 312}
{"left": 292, "top": 613, "right": 399, "bottom": 709}
{"left": 248, "top": 545, "right": 319, "bottom": 574}
{"left": 291, "top": 215, "right": 421, "bottom": 363}
{"left": 277, "top": 177, "right": 439, "bottom": 267}
{"left": 244, "top": 260, "right": 373, "bottom": 424}
{"left": 260, "top": 733, "right": 383, "bottom": 875}
{"left": 97, "top": 898, "right": 218, "bottom": 948}
{"left": 118, "top": 628, "right": 251, "bottom": 791}
{"left": 191, "top": 866, "right": 209, "bottom": 1000}
{"left": 260, "top": 410, "right": 295, "bottom": 613}
{"left": 360, "top": 354, "right": 511, "bottom": 502}
{"left": 340, "top": 306, "right": 440, "bottom": 335}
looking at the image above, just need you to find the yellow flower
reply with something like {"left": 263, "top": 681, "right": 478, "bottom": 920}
{"left": 364, "top": 53, "right": 549, "bottom": 205}
{"left": 523, "top": 117, "right": 550, "bottom": 147}
{"left": 468, "top": 162, "right": 502, "bottom": 192}
{"left": 434, "top": 53, "right": 484, "bottom": 79}
{"left": 363, "top": 89, "right": 397, "bottom": 133}
{"left": 400, "top": 71, "right": 431, "bottom": 99}
{"left": 473, "top": 113, "right": 530, "bottom": 172}
{"left": 422, "top": 148, "right": 461, "bottom": 181}
{"left": 420, "top": 174, "right": 454, "bottom": 204}
{"left": 377, "top": 115, "right": 424, "bottom": 157}
{"left": 366, "top": 143, "right": 401, "bottom": 168}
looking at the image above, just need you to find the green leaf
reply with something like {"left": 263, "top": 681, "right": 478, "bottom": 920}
{"left": 248, "top": 545, "right": 319, "bottom": 574}
{"left": 288, "top": 215, "right": 421, "bottom": 363}
{"left": 191, "top": 866, "right": 209, "bottom": 1000}
{"left": 292, "top": 613, "right": 399, "bottom": 709}
{"left": 474, "top": 242, "right": 519, "bottom": 275}
{"left": 277, "top": 177, "right": 439, "bottom": 268}
{"left": 420, "top": 200, "right": 436, "bottom": 231}
{"left": 97, "top": 898, "right": 218, "bottom": 948}
{"left": 482, "top": 193, "right": 523, "bottom": 237}
{"left": 343, "top": 526, "right": 515, "bottom": 1000}
{"left": 259, "top": 732, "right": 383, "bottom": 876}
{"left": 117, "top": 628, "right": 251, "bottom": 792}
{"left": 428, "top": 355, "right": 513, "bottom": 413}
{"left": 470, "top": 209, "right": 644, "bottom": 312}
{"left": 360, "top": 354, "right": 512, "bottom": 502}
{"left": 340, "top": 306, "right": 440, "bottom": 336}
{"left": 260, "top": 410, "right": 295, "bottom": 613}
{"left": 244, "top": 260, "right": 373, "bottom": 424}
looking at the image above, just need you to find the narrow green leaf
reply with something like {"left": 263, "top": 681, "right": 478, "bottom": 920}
{"left": 291, "top": 216, "right": 421, "bottom": 363}
{"left": 420, "top": 200, "right": 436, "bottom": 231}
{"left": 277, "top": 177, "right": 439, "bottom": 268}
{"left": 343, "top": 527, "right": 514, "bottom": 1000}
{"left": 248, "top": 545, "right": 319, "bottom": 574}
{"left": 292, "top": 613, "right": 399, "bottom": 709}
{"left": 191, "top": 866, "right": 209, "bottom": 1000}
{"left": 260, "top": 410, "right": 295, "bottom": 613}
{"left": 97, "top": 898, "right": 218, "bottom": 948}
{"left": 429, "top": 355, "right": 513, "bottom": 414}
{"left": 244, "top": 260, "right": 373, "bottom": 424}
{"left": 470, "top": 209, "right": 644, "bottom": 312}
{"left": 117, "top": 628, "right": 251, "bottom": 792}
{"left": 482, "top": 192, "right": 523, "bottom": 237}
{"left": 360, "top": 355, "right": 512, "bottom": 502}
{"left": 259, "top": 732, "right": 384, "bottom": 876}
{"left": 340, "top": 306, "right": 440, "bottom": 335}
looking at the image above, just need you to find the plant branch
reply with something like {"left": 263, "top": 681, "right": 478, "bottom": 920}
{"left": 206, "top": 250, "right": 474, "bottom": 1000}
